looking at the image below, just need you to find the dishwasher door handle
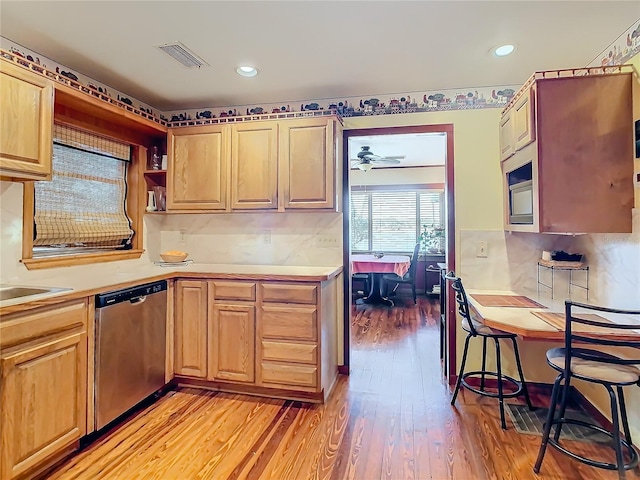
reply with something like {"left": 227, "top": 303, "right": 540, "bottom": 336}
{"left": 130, "top": 295, "right": 147, "bottom": 305}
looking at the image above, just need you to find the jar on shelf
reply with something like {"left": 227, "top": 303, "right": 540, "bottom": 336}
{"left": 150, "top": 146, "right": 162, "bottom": 170}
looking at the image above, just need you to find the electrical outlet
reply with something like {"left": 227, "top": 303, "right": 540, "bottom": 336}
{"left": 179, "top": 229, "right": 186, "bottom": 242}
{"left": 262, "top": 230, "right": 271, "bottom": 244}
{"left": 315, "top": 234, "right": 338, "bottom": 247}
{"left": 476, "top": 241, "right": 488, "bottom": 258}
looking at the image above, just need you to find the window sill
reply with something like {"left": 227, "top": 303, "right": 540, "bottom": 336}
{"left": 22, "top": 249, "right": 144, "bottom": 270}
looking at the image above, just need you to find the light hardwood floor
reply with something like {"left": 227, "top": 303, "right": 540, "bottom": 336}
{"left": 46, "top": 294, "right": 634, "bottom": 479}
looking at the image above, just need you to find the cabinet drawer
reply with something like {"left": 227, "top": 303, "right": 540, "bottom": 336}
{"left": 260, "top": 283, "right": 317, "bottom": 304}
{"left": 261, "top": 340, "right": 317, "bottom": 364}
{"left": 260, "top": 362, "right": 318, "bottom": 388}
{"left": 0, "top": 300, "right": 87, "bottom": 349}
{"left": 260, "top": 305, "right": 317, "bottom": 341}
{"left": 212, "top": 281, "right": 256, "bottom": 301}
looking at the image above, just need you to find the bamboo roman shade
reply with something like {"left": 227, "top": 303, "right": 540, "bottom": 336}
{"left": 33, "top": 125, "right": 133, "bottom": 250}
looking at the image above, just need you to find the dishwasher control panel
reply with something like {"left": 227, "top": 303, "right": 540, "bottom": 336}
{"left": 95, "top": 280, "right": 167, "bottom": 308}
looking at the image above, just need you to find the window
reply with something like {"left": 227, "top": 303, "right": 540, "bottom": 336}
{"left": 351, "top": 187, "right": 444, "bottom": 253}
{"left": 22, "top": 124, "right": 145, "bottom": 269}
{"left": 32, "top": 125, "right": 133, "bottom": 257}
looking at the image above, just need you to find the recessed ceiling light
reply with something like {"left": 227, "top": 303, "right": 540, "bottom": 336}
{"left": 236, "top": 66, "right": 258, "bottom": 77}
{"left": 493, "top": 44, "right": 516, "bottom": 57}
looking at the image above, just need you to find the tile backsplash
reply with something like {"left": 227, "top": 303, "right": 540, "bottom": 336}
{"left": 459, "top": 209, "right": 640, "bottom": 308}
{"left": 152, "top": 212, "right": 343, "bottom": 266}
{"left": 1, "top": 180, "right": 342, "bottom": 283}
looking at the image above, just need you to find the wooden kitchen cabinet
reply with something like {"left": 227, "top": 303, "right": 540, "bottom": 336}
{"left": 257, "top": 282, "right": 322, "bottom": 392}
{"left": 174, "top": 280, "right": 208, "bottom": 378}
{"left": 280, "top": 117, "right": 336, "bottom": 210}
{"left": 167, "top": 125, "right": 228, "bottom": 210}
{"left": 501, "top": 68, "right": 634, "bottom": 233}
{"left": 0, "top": 300, "right": 87, "bottom": 480}
{"left": 230, "top": 121, "right": 279, "bottom": 210}
{"left": 173, "top": 276, "right": 338, "bottom": 402}
{"left": 0, "top": 59, "right": 54, "bottom": 181}
{"left": 499, "top": 109, "right": 515, "bottom": 161}
{"left": 512, "top": 87, "right": 535, "bottom": 151}
{"left": 163, "top": 116, "right": 340, "bottom": 213}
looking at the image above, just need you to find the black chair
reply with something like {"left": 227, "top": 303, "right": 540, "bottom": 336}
{"left": 534, "top": 300, "right": 640, "bottom": 479}
{"left": 445, "top": 272, "right": 533, "bottom": 429}
{"left": 352, "top": 273, "right": 370, "bottom": 295}
{"left": 381, "top": 243, "right": 421, "bottom": 304}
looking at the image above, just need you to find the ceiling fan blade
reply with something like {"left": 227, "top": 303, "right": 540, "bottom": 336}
{"left": 372, "top": 157, "right": 401, "bottom": 165}
{"left": 381, "top": 155, "right": 405, "bottom": 160}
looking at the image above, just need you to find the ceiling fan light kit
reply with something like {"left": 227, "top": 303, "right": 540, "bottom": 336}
{"left": 356, "top": 161, "right": 374, "bottom": 172}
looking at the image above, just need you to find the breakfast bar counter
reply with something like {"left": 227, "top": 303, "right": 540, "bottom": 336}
{"left": 467, "top": 289, "right": 640, "bottom": 342}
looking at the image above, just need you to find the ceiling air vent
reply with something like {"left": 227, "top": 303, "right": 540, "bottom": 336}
{"left": 156, "top": 42, "right": 209, "bottom": 69}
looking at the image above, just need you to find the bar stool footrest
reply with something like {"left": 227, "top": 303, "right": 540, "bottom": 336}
{"left": 460, "top": 370, "right": 524, "bottom": 399}
{"left": 547, "top": 418, "right": 639, "bottom": 471}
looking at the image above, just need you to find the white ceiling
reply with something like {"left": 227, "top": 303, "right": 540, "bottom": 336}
{"left": 1, "top": 1, "right": 637, "bottom": 112}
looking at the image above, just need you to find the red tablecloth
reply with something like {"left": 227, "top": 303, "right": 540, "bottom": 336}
{"left": 351, "top": 254, "right": 411, "bottom": 277}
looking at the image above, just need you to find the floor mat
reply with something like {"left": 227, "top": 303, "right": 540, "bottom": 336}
{"left": 505, "top": 403, "right": 610, "bottom": 443}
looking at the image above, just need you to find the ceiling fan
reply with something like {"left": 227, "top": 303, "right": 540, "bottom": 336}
{"left": 351, "top": 146, "right": 405, "bottom": 171}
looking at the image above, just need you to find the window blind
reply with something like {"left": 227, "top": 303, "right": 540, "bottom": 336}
{"left": 351, "top": 188, "right": 444, "bottom": 253}
{"left": 33, "top": 125, "right": 133, "bottom": 252}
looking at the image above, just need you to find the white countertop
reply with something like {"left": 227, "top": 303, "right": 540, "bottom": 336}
{"left": 0, "top": 263, "right": 343, "bottom": 313}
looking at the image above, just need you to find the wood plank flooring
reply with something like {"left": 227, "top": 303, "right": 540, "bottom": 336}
{"left": 47, "top": 295, "right": 636, "bottom": 480}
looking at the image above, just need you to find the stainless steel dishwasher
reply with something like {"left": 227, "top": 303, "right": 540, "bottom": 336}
{"left": 95, "top": 280, "right": 167, "bottom": 430}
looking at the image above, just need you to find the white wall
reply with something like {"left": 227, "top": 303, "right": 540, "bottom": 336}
{"left": 351, "top": 165, "right": 445, "bottom": 186}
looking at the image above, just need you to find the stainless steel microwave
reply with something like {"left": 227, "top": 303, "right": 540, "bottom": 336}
{"left": 509, "top": 180, "right": 533, "bottom": 224}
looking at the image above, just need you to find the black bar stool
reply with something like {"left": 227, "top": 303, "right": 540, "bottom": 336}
{"left": 445, "top": 273, "right": 534, "bottom": 429}
{"left": 534, "top": 300, "right": 640, "bottom": 479}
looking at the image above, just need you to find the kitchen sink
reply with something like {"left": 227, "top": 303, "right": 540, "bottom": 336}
{"left": 0, "top": 285, "right": 71, "bottom": 302}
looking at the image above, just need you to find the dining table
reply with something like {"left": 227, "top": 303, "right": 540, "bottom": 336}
{"left": 351, "top": 253, "right": 411, "bottom": 306}
{"left": 466, "top": 289, "right": 640, "bottom": 342}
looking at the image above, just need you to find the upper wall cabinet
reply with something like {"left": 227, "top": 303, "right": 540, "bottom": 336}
{"left": 280, "top": 118, "right": 336, "bottom": 210}
{"left": 501, "top": 68, "right": 634, "bottom": 233}
{"left": 231, "top": 121, "right": 279, "bottom": 210}
{"left": 167, "top": 125, "right": 228, "bottom": 210}
{"left": 0, "top": 60, "right": 54, "bottom": 181}
{"left": 165, "top": 115, "right": 341, "bottom": 213}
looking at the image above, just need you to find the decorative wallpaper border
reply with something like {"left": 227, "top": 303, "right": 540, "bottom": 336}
{"left": 3, "top": 18, "right": 639, "bottom": 126}
{"left": 588, "top": 20, "right": 640, "bottom": 67}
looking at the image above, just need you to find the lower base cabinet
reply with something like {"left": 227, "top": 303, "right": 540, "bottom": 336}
{"left": 208, "top": 303, "right": 255, "bottom": 383}
{"left": 174, "top": 278, "right": 338, "bottom": 402}
{"left": 0, "top": 300, "right": 88, "bottom": 480}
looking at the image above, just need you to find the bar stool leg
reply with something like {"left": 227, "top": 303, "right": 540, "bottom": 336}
{"left": 451, "top": 334, "right": 471, "bottom": 405}
{"left": 534, "top": 374, "right": 563, "bottom": 474}
{"left": 608, "top": 385, "right": 626, "bottom": 479}
{"left": 511, "top": 337, "right": 534, "bottom": 410}
{"left": 480, "top": 336, "right": 487, "bottom": 391}
{"left": 553, "top": 374, "right": 572, "bottom": 442}
{"left": 494, "top": 338, "right": 507, "bottom": 430}
{"left": 617, "top": 386, "right": 633, "bottom": 446}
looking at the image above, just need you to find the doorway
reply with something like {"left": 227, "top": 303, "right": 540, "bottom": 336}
{"left": 342, "top": 124, "right": 456, "bottom": 384}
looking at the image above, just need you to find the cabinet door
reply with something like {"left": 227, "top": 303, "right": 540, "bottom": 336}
{"left": 513, "top": 89, "right": 536, "bottom": 151}
{"left": 230, "top": 122, "right": 278, "bottom": 210}
{"left": 499, "top": 110, "right": 515, "bottom": 161}
{"left": 280, "top": 118, "right": 335, "bottom": 210}
{"left": 0, "top": 60, "right": 53, "bottom": 180}
{"left": 208, "top": 303, "right": 255, "bottom": 383}
{"left": 175, "top": 280, "right": 208, "bottom": 377}
{"left": 0, "top": 332, "right": 86, "bottom": 480}
{"left": 167, "top": 126, "right": 228, "bottom": 210}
